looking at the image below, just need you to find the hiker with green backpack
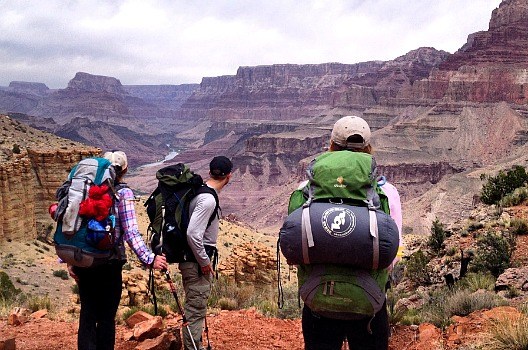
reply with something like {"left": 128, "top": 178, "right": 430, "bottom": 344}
{"left": 177, "top": 156, "right": 232, "bottom": 350}
{"left": 144, "top": 156, "right": 232, "bottom": 350}
{"left": 59, "top": 151, "right": 168, "bottom": 350}
{"left": 280, "top": 116, "right": 403, "bottom": 350}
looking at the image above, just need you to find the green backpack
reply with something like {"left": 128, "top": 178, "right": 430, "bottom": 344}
{"left": 145, "top": 163, "right": 219, "bottom": 263}
{"left": 286, "top": 151, "right": 391, "bottom": 320}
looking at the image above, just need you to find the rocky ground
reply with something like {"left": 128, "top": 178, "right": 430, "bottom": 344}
{"left": 1, "top": 196, "right": 528, "bottom": 349}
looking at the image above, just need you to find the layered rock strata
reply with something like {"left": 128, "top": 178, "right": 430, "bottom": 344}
{"left": 0, "top": 148, "right": 100, "bottom": 241}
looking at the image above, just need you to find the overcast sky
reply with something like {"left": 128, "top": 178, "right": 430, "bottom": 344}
{"left": 0, "top": 0, "right": 502, "bottom": 89}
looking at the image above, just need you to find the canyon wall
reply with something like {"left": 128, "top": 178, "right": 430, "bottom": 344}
{"left": 0, "top": 148, "right": 100, "bottom": 241}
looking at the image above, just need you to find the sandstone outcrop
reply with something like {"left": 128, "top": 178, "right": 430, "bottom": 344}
{"left": 217, "top": 242, "right": 277, "bottom": 287}
{"left": 0, "top": 148, "right": 100, "bottom": 241}
{"left": 0, "top": 115, "right": 100, "bottom": 241}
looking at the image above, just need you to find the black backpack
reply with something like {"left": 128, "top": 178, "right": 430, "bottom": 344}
{"left": 145, "top": 163, "right": 219, "bottom": 263}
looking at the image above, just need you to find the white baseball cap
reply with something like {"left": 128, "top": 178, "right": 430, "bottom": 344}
{"left": 330, "top": 116, "right": 371, "bottom": 149}
{"left": 103, "top": 150, "right": 128, "bottom": 170}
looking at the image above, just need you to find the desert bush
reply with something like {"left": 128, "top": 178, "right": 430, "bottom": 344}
{"left": 217, "top": 297, "right": 238, "bottom": 310}
{"left": 480, "top": 166, "right": 528, "bottom": 205}
{"left": 413, "top": 287, "right": 507, "bottom": 330}
{"left": 12, "top": 143, "right": 21, "bottom": 154}
{"left": 277, "top": 283, "right": 301, "bottom": 320}
{"left": 52, "top": 269, "right": 69, "bottom": 280}
{"left": 71, "top": 284, "right": 79, "bottom": 295}
{"left": 400, "top": 308, "right": 423, "bottom": 326}
{"left": 510, "top": 218, "right": 528, "bottom": 236}
{"left": 404, "top": 250, "right": 432, "bottom": 285}
{"left": 467, "top": 221, "right": 485, "bottom": 232}
{"left": 446, "top": 247, "right": 457, "bottom": 257}
{"left": 209, "top": 275, "right": 299, "bottom": 319}
{"left": 428, "top": 218, "right": 446, "bottom": 254}
{"left": 386, "top": 289, "right": 407, "bottom": 325}
{"left": 482, "top": 314, "right": 528, "bottom": 350}
{"left": 418, "top": 288, "right": 452, "bottom": 329}
{"left": 444, "top": 290, "right": 507, "bottom": 317}
{"left": 0, "top": 271, "right": 22, "bottom": 301}
{"left": 500, "top": 186, "right": 528, "bottom": 207}
{"left": 472, "top": 231, "right": 516, "bottom": 277}
{"left": 457, "top": 272, "right": 496, "bottom": 292}
{"left": 26, "top": 294, "right": 52, "bottom": 312}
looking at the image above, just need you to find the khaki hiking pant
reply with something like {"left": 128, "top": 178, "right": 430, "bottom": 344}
{"left": 179, "top": 262, "right": 212, "bottom": 350}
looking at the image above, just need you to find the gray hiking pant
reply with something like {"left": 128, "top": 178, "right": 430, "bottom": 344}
{"left": 179, "top": 262, "right": 212, "bottom": 350}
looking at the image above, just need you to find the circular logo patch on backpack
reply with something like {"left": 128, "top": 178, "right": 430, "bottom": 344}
{"left": 321, "top": 207, "right": 356, "bottom": 238}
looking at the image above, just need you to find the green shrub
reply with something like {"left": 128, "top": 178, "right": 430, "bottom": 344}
{"left": 71, "top": 284, "right": 79, "bottom": 295}
{"left": 473, "top": 231, "right": 516, "bottom": 277}
{"left": 52, "top": 269, "right": 69, "bottom": 280}
{"left": 500, "top": 186, "right": 528, "bottom": 207}
{"left": 510, "top": 218, "right": 528, "bottom": 236}
{"left": 415, "top": 287, "right": 507, "bottom": 330}
{"left": 404, "top": 250, "right": 432, "bottom": 285}
{"left": 457, "top": 272, "right": 496, "bottom": 292}
{"left": 446, "top": 247, "right": 457, "bottom": 257}
{"left": 480, "top": 166, "right": 528, "bottom": 205}
{"left": 419, "top": 288, "right": 452, "bottom": 329}
{"left": 276, "top": 283, "right": 301, "bottom": 320}
{"left": 428, "top": 219, "right": 446, "bottom": 254}
{"left": 12, "top": 144, "right": 21, "bottom": 154}
{"left": 467, "top": 221, "right": 485, "bottom": 232}
{"left": 400, "top": 308, "right": 423, "bottom": 326}
{"left": 26, "top": 294, "right": 52, "bottom": 312}
{"left": 0, "top": 271, "right": 22, "bottom": 300}
{"left": 217, "top": 297, "right": 238, "bottom": 310}
{"left": 483, "top": 314, "right": 528, "bottom": 350}
{"left": 444, "top": 290, "right": 507, "bottom": 317}
{"left": 386, "top": 289, "right": 407, "bottom": 326}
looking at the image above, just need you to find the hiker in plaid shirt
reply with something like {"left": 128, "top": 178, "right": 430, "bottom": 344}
{"left": 68, "top": 150, "right": 168, "bottom": 350}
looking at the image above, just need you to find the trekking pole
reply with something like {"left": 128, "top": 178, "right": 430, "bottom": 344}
{"left": 164, "top": 269, "right": 199, "bottom": 350}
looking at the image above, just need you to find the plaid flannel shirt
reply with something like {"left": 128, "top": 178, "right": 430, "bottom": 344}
{"left": 115, "top": 187, "right": 155, "bottom": 266}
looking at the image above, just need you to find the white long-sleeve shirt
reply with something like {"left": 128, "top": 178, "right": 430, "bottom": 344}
{"left": 186, "top": 188, "right": 219, "bottom": 267}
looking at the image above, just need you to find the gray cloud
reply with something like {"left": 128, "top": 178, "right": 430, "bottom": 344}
{"left": 0, "top": 0, "right": 502, "bottom": 88}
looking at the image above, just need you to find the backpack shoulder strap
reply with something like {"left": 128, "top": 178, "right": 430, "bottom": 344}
{"left": 195, "top": 185, "right": 220, "bottom": 226}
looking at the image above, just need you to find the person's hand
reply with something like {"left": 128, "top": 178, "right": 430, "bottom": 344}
{"left": 152, "top": 255, "right": 168, "bottom": 271}
{"left": 67, "top": 264, "right": 78, "bottom": 282}
{"left": 201, "top": 264, "right": 213, "bottom": 276}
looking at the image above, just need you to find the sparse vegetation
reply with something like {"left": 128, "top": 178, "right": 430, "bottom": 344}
{"left": 457, "top": 272, "right": 496, "bottom": 292}
{"left": 500, "top": 186, "right": 528, "bottom": 207}
{"left": 26, "top": 294, "right": 52, "bottom": 312}
{"left": 52, "top": 269, "right": 69, "bottom": 280}
{"left": 276, "top": 283, "right": 301, "bottom": 320}
{"left": 387, "top": 289, "right": 407, "bottom": 325}
{"left": 510, "top": 218, "right": 528, "bottom": 236}
{"left": 473, "top": 230, "right": 516, "bottom": 277}
{"left": 0, "top": 270, "right": 22, "bottom": 301}
{"left": 480, "top": 166, "right": 528, "bottom": 205}
{"left": 402, "top": 286, "right": 508, "bottom": 330}
{"left": 428, "top": 218, "right": 446, "bottom": 254}
{"left": 482, "top": 314, "right": 528, "bottom": 350}
{"left": 404, "top": 250, "right": 432, "bottom": 285}
{"left": 12, "top": 143, "right": 21, "bottom": 154}
{"left": 444, "top": 290, "right": 507, "bottom": 317}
